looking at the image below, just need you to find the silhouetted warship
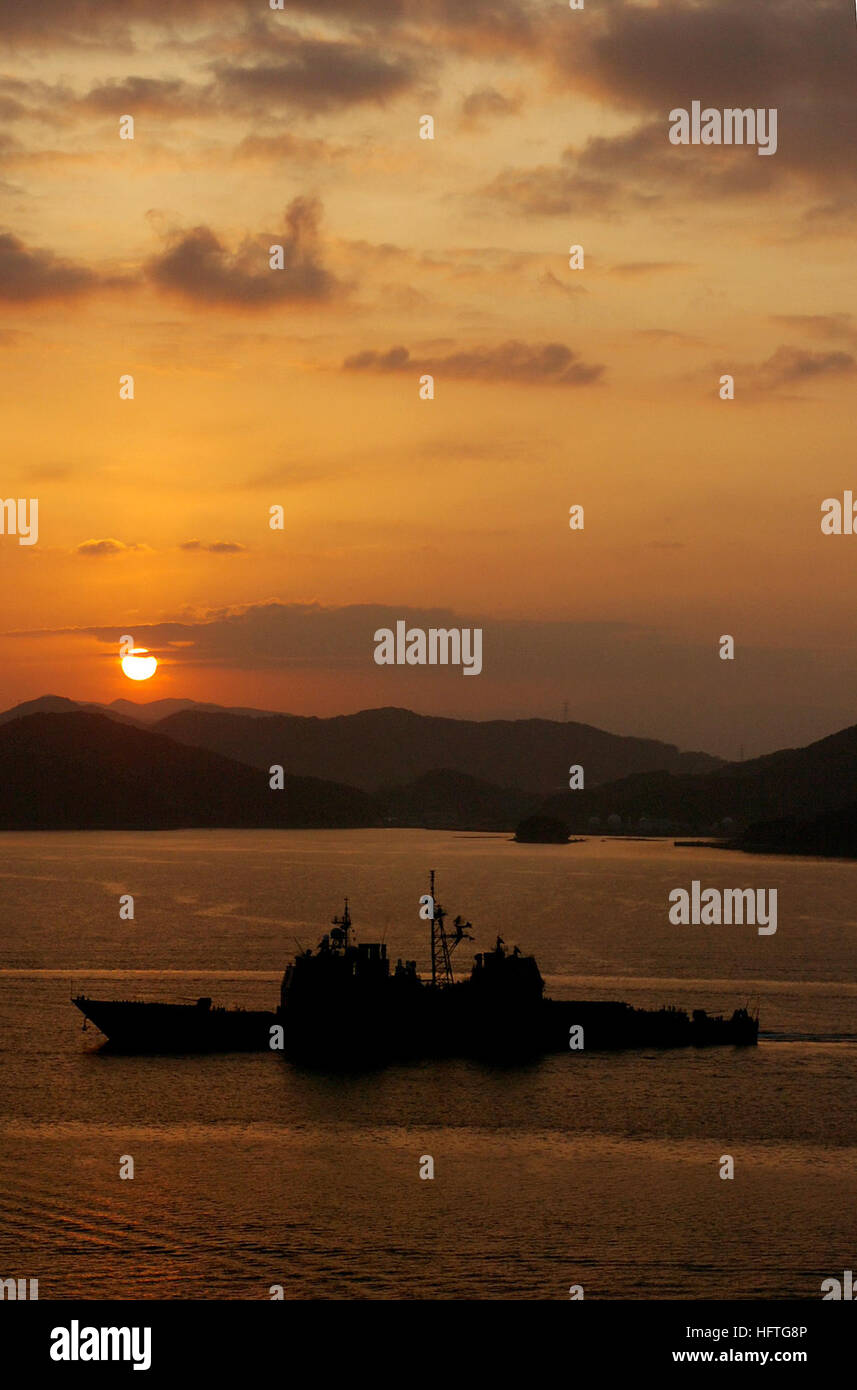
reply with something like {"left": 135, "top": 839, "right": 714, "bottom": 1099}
{"left": 72, "top": 873, "right": 758, "bottom": 1059}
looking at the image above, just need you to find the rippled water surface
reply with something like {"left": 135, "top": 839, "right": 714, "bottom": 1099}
{"left": 1, "top": 830, "right": 856, "bottom": 1299}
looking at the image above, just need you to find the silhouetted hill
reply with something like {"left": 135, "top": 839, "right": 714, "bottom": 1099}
{"left": 0, "top": 713, "right": 376, "bottom": 830}
{"left": 0, "top": 695, "right": 267, "bottom": 730}
{"left": 108, "top": 697, "right": 272, "bottom": 723}
{"left": 0, "top": 694, "right": 144, "bottom": 727}
{"left": 734, "top": 801, "right": 857, "bottom": 858}
{"left": 541, "top": 721, "right": 857, "bottom": 834}
{"left": 152, "top": 706, "right": 720, "bottom": 795}
{"left": 6, "top": 702, "right": 857, "bottom": 838}
{"left": 0, "top": 694, "right": 80, "bottom": 723}
{"left": 378, "top": 769, "right": 538, "bottom": 830}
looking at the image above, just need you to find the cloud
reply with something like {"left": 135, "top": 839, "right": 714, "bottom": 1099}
{"left": 718, "top": 344, "right": 857, "bottom": 397}
{"left": 610, "top": 261, "right": 689, "bottom": 278}
{"left": 0, "top": 231, "right": 122, "bottom": 302}
{"left": 262, "top": 1, "right": 539, "bottom": 57}
{"left": 0, "top": 200, "right": 343, "bottom": 310}
{"left": 635, "top": 328, "right": 700, "bottom": 344}
{"left": 80, "top": 76, "right": 204, "bottom": 117}
{"left": 542, "top": 0, "right": 857, "bottom": 202}
{"left": 180, "top": 539, "right": 246, "bottom": 553}
{"left": 484, "top": 157, "right": 623, "bottom": 219}
{"left": 229, "top": 460, "right": 346, "bottom": 492}
{"left": 35, "top": 600, "right": 634, "bottom": 677}
{"left": 0, "top": 0, "right": 539, "bottom": 63}
{"left": 211, "top": 36, "right": 418, "bottom": 114}
{"left": 76, "top": 538, "right": 146, "bottom": 557}
{"left": 0, "top": 0, "right": 244, "bottom": 45}
{"left": 146, "top": 197, "right": 341, "bottom": 307}
{"left": 749, "top": 346, "right": 856, "bottom": 391}
{"left": 10, "top": 36, "right": 418, "bottom": 125}
{"left": 0, "top": 75, "right": 75, "bottom": 122}
{"left": 770, "top": 314, "right": 857, "bottom": 348}
{"left": 344, "top": 345, "right": 411, "bottom": 371}
{"left": 484, "top": 118, "right": 781, "bottom": 219}
{"left": 231, "top": 132, "right": 344, "bottom": 166}
{"left": 539, "top": 270, "right": 587, "bottom": 298}
{"left": 343, "top": 340, "right": 604, "bottom": 385}
{"left": 28, "top": 463, "right": 72, "bottom": 480}
{"left": 548, "top": 0, "right": 853, "bottom": 114}
{"left": 271, "top": 0, "right": 409, "bottom": 16}
{"left": 478, "top": 1, "right": 857, "bottom": 224}
{"left": 459, "top": 87, "right": 521, "bottom": 129}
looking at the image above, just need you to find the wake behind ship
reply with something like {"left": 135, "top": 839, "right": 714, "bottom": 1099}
{"left": 73, "top": 875, "right": 758, "bottom": 1060}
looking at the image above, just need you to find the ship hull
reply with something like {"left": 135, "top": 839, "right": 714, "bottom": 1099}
{"left": 74, "top": 997, "right": 277, "bottom": 1053}
{"left": 74, "top": 994, "right": 757, "bottom": 1057}
{"left": 541, "top": 1000, "right": 759, "bottom": 1051}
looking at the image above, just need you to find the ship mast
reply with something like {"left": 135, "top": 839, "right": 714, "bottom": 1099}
{"left": 331, "top": 898, "right": 351, "bottom": 951}
{"left": 429, "top": 870, "right": 471, "bottom": 987}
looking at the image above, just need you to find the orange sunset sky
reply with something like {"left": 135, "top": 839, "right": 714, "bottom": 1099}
{"left": 0, "top": 0, "right": 855, "bottom": 758}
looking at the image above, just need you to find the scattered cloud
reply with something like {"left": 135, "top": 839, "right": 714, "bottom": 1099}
{"left": 210, "top": 35, "right": 419, "bottom": 115}
{"left": 539, "top": 270, "right": 587, "bottom": 298}
{"left": 610, "top": 261, "right": 690, "bottom": 278}
{"left": 79, "top": 76, "right": 204, "bottom": 117}
{"left": 180, "top": 539, "right": 246, "bottom": 553}
{"left": 0, "top": 0, "right": 244, "bottom": 46}
{"left": 27, "top": 464, "right": 73, "bottom": 481}
{"left": 770, "top": 314, "right": 857, "bottom": 347}
{"left": 0, "top": 231, "right": 124, "bottom": 302}
{"left": 483, "top": 119, "right": 780, "bottom": 220}
{"left": 459, "top": 87, "right": 521, "bottom": 129}
{"left": 231, "top": 132, "right": 344, "bottom": 165}
{"left": 342, "top": 340, "right": 604, "bottom": 385}
{"left": 751, "top": 346, "right": 856, "bottom": 390}
{"left": 635, "top": 328, "right": 701, "bottom": 345}
{"left": 146, "top": 197, "right": 342, "bottom": 307}
{"left": 719, "top": 344, "right": 856, "bottom": 397}
{"left": 76, "top": 538, "right": 148, "bottom": 557}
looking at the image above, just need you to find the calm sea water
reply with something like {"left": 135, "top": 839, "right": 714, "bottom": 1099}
{"left": 1, "top": 829, "right": 856, "bottom": 1301}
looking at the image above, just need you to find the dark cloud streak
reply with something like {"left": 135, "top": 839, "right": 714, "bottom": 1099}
{"left": 343, "top": 340, "right": 604, "bottom": 386}
{"left": 0, "top": 231, "right": 125, "bottom": 302}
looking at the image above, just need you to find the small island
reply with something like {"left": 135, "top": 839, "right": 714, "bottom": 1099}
{"left": 514, "top": 814, "right": 577, "bottom": 844}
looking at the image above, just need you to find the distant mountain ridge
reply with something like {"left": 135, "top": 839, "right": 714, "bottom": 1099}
{"left": 1, "top": 698, "right": 857, "bottom": 845}
{"left": 0, "top": 712, "right": 375, "bottom": 830}
{"left": 0, "top": 694, "right": 271, "bottom": 728}
{"left": 150, "top": 704, "right": 721, "bottom": 794}
{"left": 0, "top": 694, "right": 142, "bottom": 726}
{"left": 541, "top": 722, "right": 857, "bottom": 836}
{"left": 379, "top": 768, "right": 539, "bottom": 830}
{"left": 0, "top": 696, "right": 721, "bottom": 795}
{"left": 109, "top": 697, "right": 274, "bottom": 723}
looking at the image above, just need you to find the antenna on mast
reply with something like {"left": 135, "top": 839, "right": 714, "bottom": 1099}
{"left": 331, "top": 898, "right": 351, "bottom": 951}
{"left": 428, "top": 870, "right": 471, "bottom": 988}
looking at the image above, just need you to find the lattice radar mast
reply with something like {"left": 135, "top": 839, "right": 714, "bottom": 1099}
{"left": 429, "top": 870, "right": 472, "bottom": 987}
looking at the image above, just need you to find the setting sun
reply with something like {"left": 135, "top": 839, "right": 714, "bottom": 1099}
{"left": 120, "top": 648, "right": 158, "bottom": 682}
